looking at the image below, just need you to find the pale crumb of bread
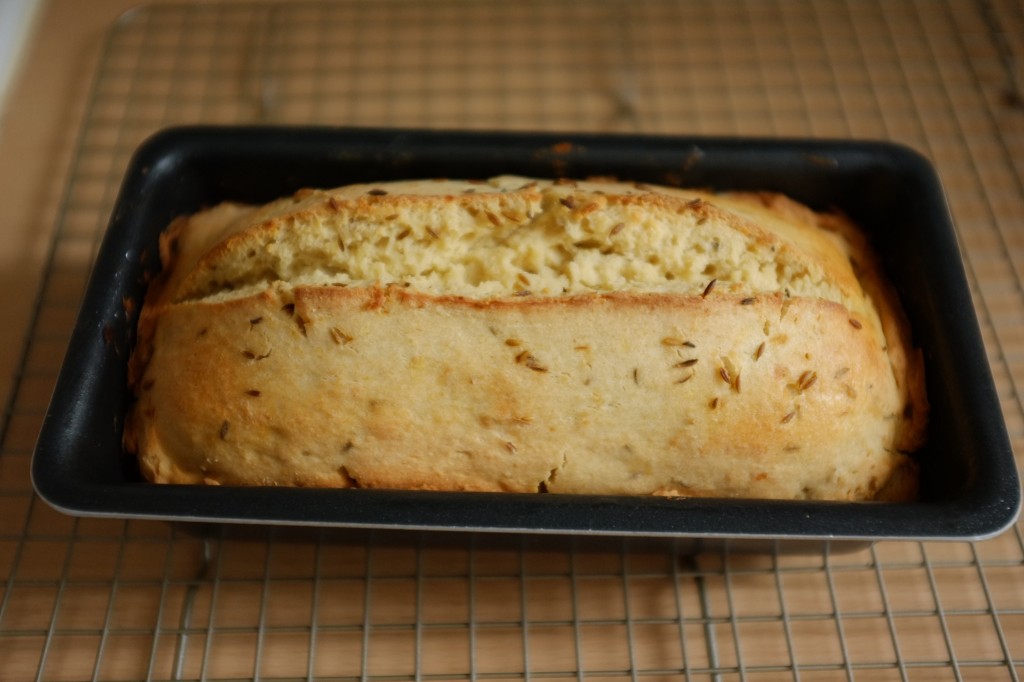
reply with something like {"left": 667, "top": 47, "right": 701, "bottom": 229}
{"left": 177, "top": 177, "right": 853, "bottom": 308}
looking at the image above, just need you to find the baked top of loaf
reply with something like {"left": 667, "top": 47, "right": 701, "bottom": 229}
{"left": 126, "top": 176, "right": 927, "bottom": 500}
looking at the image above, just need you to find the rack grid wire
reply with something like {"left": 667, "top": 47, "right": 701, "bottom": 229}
{"left": 2, "top": 0, "right": 1024, "bottom": 680}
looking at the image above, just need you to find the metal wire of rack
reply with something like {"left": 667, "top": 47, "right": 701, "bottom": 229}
{"left": 1, "top": 0, "right": 1023, "bottom": 680}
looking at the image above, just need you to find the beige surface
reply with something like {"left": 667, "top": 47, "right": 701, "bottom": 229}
{"left": 0, "top": 1, "right": 1022, "bottom": 680}
{"left": 0, "top": 0, "right": 133, "bottom": 408}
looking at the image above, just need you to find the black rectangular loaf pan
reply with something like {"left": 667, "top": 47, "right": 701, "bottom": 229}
{"left": 31, "top": 126, "right": 1021, "bottom": 545}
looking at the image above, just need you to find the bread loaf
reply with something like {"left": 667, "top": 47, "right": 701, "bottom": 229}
{"left": 124, "top": 176, "right": 927, "bottom": 500}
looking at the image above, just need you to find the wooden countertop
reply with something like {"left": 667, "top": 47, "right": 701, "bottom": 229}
{"left": 0, "top": 0, "right": 139, "bottom": 405}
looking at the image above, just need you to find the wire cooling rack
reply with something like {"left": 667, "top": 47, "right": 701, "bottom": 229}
{"left": 2, "top": 0, "right": 1023, "bottom": 680}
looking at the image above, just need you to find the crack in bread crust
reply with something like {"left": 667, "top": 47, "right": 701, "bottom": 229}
{"left": 170, "top": 178, "right": 861, "bottom": 311}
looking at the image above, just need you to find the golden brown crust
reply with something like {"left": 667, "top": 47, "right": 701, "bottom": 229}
{"left": 125, "top": 176, "right": 926, "bottom": 500}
